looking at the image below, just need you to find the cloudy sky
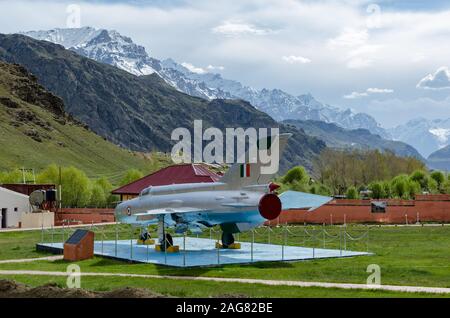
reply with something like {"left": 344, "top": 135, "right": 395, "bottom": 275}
{"left": 1, "top": 0, "right": 450, "bottom": 127}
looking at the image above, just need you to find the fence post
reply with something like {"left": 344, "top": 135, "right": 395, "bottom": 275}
{"left": 217, "top": 230, "right": 220, "bottom": 265}
{"left": 183, "top": 231, "right": 186, "bottom": 267}
{"left": 115, "top": 222, "right": 118, "bottom": 257}
{"left": 130, "top": 225, "right": 133, "bottom": 261}
{"left": 164, "top": 223, "right": 167, "bottom": 265}
{"left": 366, "top": 227, "right": 369, "bottom": 253}
{"left": 282, "top": 225, "right": 286, "bottom": 261}
{"left": 322, "top": 223, "right": 325, "bottom": 249}
{"left": 251, "top": 229, "right": 254, "bottom": 262}
{"left": 344, "top": 226, "right": 347, "bottom": 251}
{"left": 339, "top": 226, "right": 342, "bottom": 256}
{"left": 101, "top": 226, "right": 104, "bottom": 254}
{"left": 268, "top": 226, "right": 271, "bottom": 244}
{"left": 41, "top": 223, "right": 44, "bottom": 244}
{"left": 51, "top": 224, "right": 54, "bottom": 247}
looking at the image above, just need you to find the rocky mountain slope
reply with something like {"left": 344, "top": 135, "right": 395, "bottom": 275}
{"left": 22, "top": 27, "right": 388, "bottom": 137}
{"left": 0, "top": 60, "right": 168, "bottom": 179}
{"left": 0, "top": 34, "right": 325, "bottom": 172}
{"left": 388, "top": 118, "right": 450, "bottom": 158}
{"left": 283, "top": 119, "right": 424, "bottom": 160}
{"left": 428, "top": 145, "right": 450, "bottom": 171}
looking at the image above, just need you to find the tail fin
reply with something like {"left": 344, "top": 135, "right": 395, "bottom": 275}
{"left": 221, "top": 133, "right": 291, "bottom": 189}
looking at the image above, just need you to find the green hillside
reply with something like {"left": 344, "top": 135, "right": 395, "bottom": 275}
{"left": 0, "top": 61, "right": 171, "bottom": 183}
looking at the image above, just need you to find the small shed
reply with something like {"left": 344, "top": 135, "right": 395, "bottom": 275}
{"left": 0, "top": 186, "right": 31, "bottom": 228}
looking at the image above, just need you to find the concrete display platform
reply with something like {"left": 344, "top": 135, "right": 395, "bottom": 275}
{"left": 37, "top": 237, "right": 371, "bottom": 267}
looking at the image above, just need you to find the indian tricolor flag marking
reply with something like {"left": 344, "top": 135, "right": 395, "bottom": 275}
{"left": 240, "top": 164, "right": 251, "bottom": 178}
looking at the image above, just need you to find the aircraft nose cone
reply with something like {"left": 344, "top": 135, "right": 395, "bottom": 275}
{"left": 258, "top": 193, "right": 282, "bottom": 220}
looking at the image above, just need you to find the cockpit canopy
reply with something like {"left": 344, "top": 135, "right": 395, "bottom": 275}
{"left": 139, "top": 186, "right": 152, "bottom": 197}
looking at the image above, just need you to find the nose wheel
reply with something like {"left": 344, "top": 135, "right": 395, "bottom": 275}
{"left": 160, "top": 233, "right": 174, "bottom": 251}
{"left": 137, "top": 229, "right": 155, "bottom": 245}
{"left": 221, "top": 232, "right": 235, "bottom": 248}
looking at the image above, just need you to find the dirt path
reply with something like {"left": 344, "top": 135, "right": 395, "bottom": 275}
{"left": 0, "top": 270, "right": 449, "bottom": 294}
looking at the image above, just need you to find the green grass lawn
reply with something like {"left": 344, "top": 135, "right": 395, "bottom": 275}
{"left": 0, "top": 275, "right": 447, "bottom": 298}
{"left": 1, "top": 225, "right": 450, "bottom": 297}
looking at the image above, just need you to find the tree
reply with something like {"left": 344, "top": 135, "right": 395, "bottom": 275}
{"left": 391, "top": 175, "right": 409, "bottom": 199}
{"left": 314, "top": 148, "right": 425, "bottom": 195}
{"left": 120, "top": 169, "right": 144, "bottom": 186}
{"left": 283, "top": 166, "right": 309, "bottom": 184}
{"left": 381, "top": 181, "right": 392, "bottom": 199}
{"left": 369, "top": 181, "right": 384, "bottom": 199}
{"left": 410, "top": 170, "right": 428, "bottom": 189}
{"left": 427, "top": 177, "right": 439, "bottom": 194}
{"left": 346, "top": 186, "right": 359, "bottom": 199}
{"left": 0, "top": 169, "right": 23, "bottom": 183}
{"left": 430, "top": 171, "right": 445, "bottom": 191}
{"left": 62, "top": 167, "right": 91, "bottom": 207}
{"left": 90, "top": 184, "right": 107, "bottom": 208}
{"left": 36, "top": 164, "right": 59, "bottom": 184}
{"left": 407, "top": 180, "right": 421, "bottom": 199}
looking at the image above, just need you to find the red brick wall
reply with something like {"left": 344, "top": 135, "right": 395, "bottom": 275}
{"left": 269, "top": 195, "right": 450, "bottom": 225}
{"left": 55, "top": 195, "right": 450, "bottom": 226}
{"left": 55, "top": 208, "right": 115, "bottom": 225}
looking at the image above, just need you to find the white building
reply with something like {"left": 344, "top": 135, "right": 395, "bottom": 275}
{"left": 0, "top": 186, "right": 31, "bottom": 228}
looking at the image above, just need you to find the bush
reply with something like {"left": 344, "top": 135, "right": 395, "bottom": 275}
{"left": 283, "top": 166, "right": 309, "bottom": 184}
{"left": 407, "top": 180, "right": 421, "bottom": 199}
{"left": 430, "top": 171, "right": 445, "bottom": 189}
{"left": 90, "top": 184, "right": 107, "bottom": 208}
{"left": 410, "top": 170, "right": 428, "bottom": 189}
{"left": 346, "top": 186, "right": 359, "bottom": 199}
{"left": 391, "top": 175, "right": 409, "bottom": 199}
{"left": 369, "top": 181, "right": 384, "bottom": 199}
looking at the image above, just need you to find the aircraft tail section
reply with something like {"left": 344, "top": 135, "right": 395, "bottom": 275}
{"left": 221, "top": 133, "right": 291, "bottom": 189}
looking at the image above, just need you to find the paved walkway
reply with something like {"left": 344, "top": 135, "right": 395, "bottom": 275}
{"left": 0, "top": 256, "right": 63, "bottom": 264}
{"left": 0, "top": 270, "right": 449, "bottom": 294}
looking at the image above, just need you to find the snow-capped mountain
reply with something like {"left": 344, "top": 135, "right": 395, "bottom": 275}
{"left": 22, "top": 27, "right": 387, "bottom": 137}
{"left": 23, "top": 27, "right": 161, "bottom": 76}
{"left": 388, "top": 118, "right": 450, "bottom": 158}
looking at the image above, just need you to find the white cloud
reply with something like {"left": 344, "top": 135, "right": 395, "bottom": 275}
{"left": 344, "top": 91, "right": 368, "bottom": 99}
{"left": 328, "top": 28, "right": 369, "bottom": 48}
{"left": 282, "top": 55, "right": 311, "bottom": 64}
{"left": 207, "top": 65, "right": 225, "bottom": 71}
{"left": 181, "top": 62, "right": 206, "bottom": 74}
{"left": 212, "top": 21, "right": 274, "bottom": 37}
{"left": 344, "top": 87, "right": 394, "bottom": 99}
{"left": 327, "top": 28, "right": 382, "bottom": 69}
{"left": 367, "top": 88, "right": 394, "bottom": 94}
{"left": 417, "top": 67, "right": 450, "bottom": 90}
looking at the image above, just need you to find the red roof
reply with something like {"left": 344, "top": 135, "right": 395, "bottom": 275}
{"left": 112, "top": 164, "right": 220, "bottom": 195}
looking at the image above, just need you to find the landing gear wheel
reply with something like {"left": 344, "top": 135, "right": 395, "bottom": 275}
{"left": 221, "top": 232, "right": 235, "bottom": 248}
{"left": 161, "top": 233, "right": 173, "bottom": 251}
{"left": 140, "top": 231, "right": 151, "bottom": 242}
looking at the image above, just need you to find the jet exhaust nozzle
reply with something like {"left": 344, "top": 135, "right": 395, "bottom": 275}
{"left": 258, "top": 193, "right": 282, "bottom": 220}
